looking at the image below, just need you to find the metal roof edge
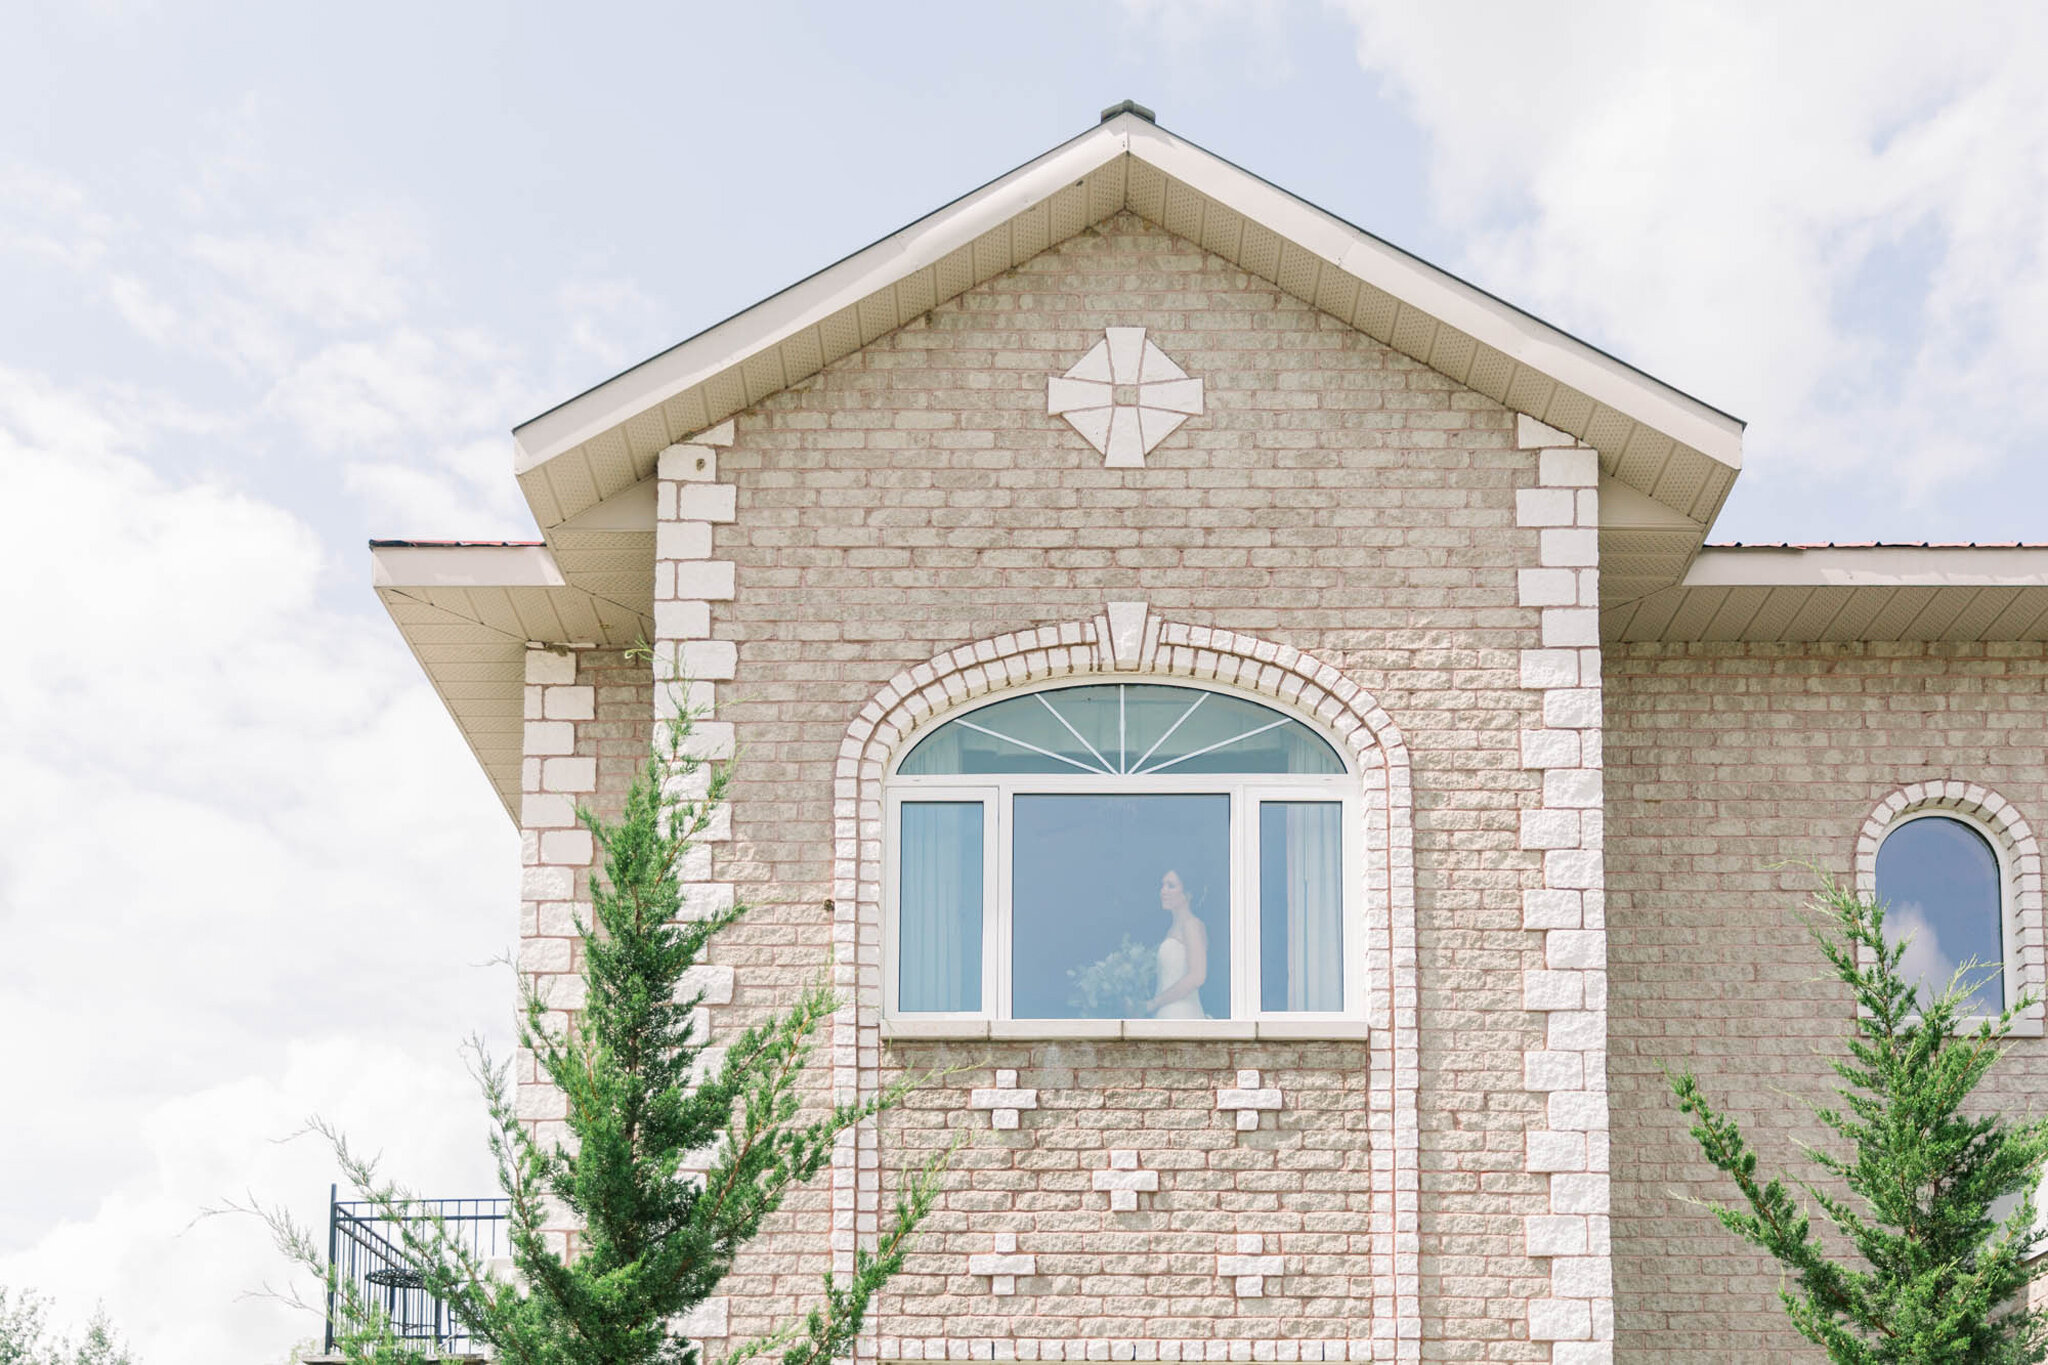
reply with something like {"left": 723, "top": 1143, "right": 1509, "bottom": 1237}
{"left": 1684, "top": 543, "right": 2048, "bottom": 589}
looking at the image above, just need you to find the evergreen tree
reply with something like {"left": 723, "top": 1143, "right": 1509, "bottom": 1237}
{"left": 274, "top": 669, "right": 945, "bottom": 1363}
{"left": 1671, "top": 875, "right": 2048, "bottom": 1363}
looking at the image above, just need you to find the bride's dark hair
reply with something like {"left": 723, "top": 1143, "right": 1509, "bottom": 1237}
{"left": 1161, "top": 866, "right": 1209, "bottom": 913}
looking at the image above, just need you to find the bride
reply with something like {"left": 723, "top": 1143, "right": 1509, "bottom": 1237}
{"left": 1145, "top": 869, "right": 1208, "bottom": 1020}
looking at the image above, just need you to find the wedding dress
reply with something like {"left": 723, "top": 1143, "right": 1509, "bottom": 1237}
{"left": 1153, "top": 934, "right": 1207, "bottom": 1020}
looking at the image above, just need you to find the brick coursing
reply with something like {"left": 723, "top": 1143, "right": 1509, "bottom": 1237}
{"left": 1605, "top": 641, "right": 2048, "bottom": 1361}
{"left": 674, "top": 212, "right": 1559, "bottom": 1360}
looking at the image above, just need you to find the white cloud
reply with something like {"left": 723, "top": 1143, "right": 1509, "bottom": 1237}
{"left": 1105, "top": 2, "right": 2048, "bottom": 538}
{"left": 0, "top": 1038, "right": 500, "bottom": 1364}
{"left": 188, "top": 211, "right": 424, "bottom": 331}
{"left": 1322, "top": 0, "right": 2048, "bottom": 536}
{"left": 0, "top": 368, "right": 515, "bottom": 1361}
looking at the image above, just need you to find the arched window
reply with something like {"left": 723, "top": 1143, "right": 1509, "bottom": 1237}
{"left": 886, "top": 681, "right": 1357, "bottom": 1025}
{"left": 1875, "top": 811, "right": 2009, "bottom": 1015}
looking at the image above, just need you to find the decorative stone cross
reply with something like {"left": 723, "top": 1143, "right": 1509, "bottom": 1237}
{"left": 1047, "top": 326, "right": 1205, "bottom": 468}
{"left": 967, "top": 1232, "right": 1036, "bottom": 1296}
{"left": 968, "top": 1069, "right": 1038, "bottom": 1130}
{"left": 1092, "top": 1149, "right": 1159, "bottom": 1212}
{"left": 1216, "top": 1069, "right": 1283, "bottom": 1131}
{"left": 1217, "top": 1233, "right": 1286, "bottom": 1297}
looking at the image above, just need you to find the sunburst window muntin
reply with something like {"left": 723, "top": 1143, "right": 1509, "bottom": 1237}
{"left": 886, "top": 679, "right": 1362, "bottom": 1028}
{"left": 897, "top": 681, "right": 1344, "bottom": 778}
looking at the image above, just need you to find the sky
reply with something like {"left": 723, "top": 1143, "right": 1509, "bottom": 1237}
{"left": 4, "top": 1, "right": 2048, "bottom": 1359}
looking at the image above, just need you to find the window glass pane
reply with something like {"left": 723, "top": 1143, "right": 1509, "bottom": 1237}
{"left": 899, "top": 683, "right": 1342, "bottom": 776}
{"left": 1012, "top": 794, "right": 1232, "bottom": 1019}
{"left": 1260, "top": 803, "right": 1344, "bottom": 1011}
{"left": 1877, "top": 815, "right": 2003, "bottom": 1014}
{"left": 897, "top": 803, "right": 983, "bottom": 1012}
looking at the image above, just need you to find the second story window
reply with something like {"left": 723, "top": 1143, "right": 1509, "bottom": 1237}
{"left": 1876, "top": 812, "right": 2007, "bottom": 1015}
{"left": 886, "top": 681, "right": 1358, "bottom": 1026}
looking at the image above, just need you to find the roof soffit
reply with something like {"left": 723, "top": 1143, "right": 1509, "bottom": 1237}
{"left": 511, "top": 114, "right": 1745, "bottom": 548}
{"left": 372, "top": 542, "right": 653, "bottom": 817}
{"left": 1604, "top": 545, "right": 2048, "bottom": 645}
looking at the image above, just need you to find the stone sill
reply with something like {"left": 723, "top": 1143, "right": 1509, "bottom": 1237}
{"left": 881, "top": 1017, "right": 1371, "bottom": 1042}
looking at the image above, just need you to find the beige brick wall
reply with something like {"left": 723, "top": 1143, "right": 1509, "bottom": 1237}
{"left": 683, "top": 212, "right": 1559, "bottom": 1359}
{"left": 1605, "top": 640, "right": 2048, "bottom": 1361}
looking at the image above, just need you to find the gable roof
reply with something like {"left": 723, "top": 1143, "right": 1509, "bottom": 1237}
{"left": 510, "top": 106, "right": 1746, "bottom": 597}
{"left": 377, "top": 104, "right": 1786, "bottom": 816}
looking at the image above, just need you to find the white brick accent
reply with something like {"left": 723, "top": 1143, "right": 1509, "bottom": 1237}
{"left": 968, "top": 1069, "right": 1039, "bottom": 1130}
{"left": 1217, "top": 1233, "right": 1286, "bottom": 1297}
{"left": 1854, "top": 781, "right": 2046, "bottom": 1036}
{"left": 1092, "top": 1149, "right": 1159, "bottom": 1212}
{"left": 1515, "top": 426, "right": 1614, "bottom": 1359}
{"left": 1216, "top": 1068, "right": 1283, "bottom": 1131}
{"left": 968, "top": 1232, "right": 1036, "bottom": 1295}
{"left": 830, "top": 618, "right": 1422, "bottom": 1354}
{"left": 516, "top": 646, "right": 601, "bottom": 1209}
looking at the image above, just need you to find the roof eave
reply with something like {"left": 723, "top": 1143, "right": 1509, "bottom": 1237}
{"left": 511, "top": 118, "right": 1139, "bottom": 475}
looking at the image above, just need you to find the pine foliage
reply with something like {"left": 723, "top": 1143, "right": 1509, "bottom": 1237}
{"left": 297, "top": 674, "right": 945, "bottom": 1364}
{"left": 1671, "top": 876, "right": 2048, "bottom": 1363}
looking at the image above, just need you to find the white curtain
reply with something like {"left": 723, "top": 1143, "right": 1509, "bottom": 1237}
{"left": 899, "top": 803, "right": 982, "bottom": 1011}
{"left": 1281, "top": 803, "right": 1343, "bottom": 1011}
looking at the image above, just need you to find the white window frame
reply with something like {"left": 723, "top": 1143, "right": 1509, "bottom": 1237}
{"left": 883, "top": 678, "right": 1363, "bottom": 1035}
{"left": 1875, "top": 806, "right": 2020, "bottom": 1020}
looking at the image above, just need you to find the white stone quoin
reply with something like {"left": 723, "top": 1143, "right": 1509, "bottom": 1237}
{"left": 1513, "top": 414, "right": 1614, "bottom": 1363}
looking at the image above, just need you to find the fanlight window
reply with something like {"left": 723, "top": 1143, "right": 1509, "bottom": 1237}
{"left": 889, "top": 682, "right": 1357, "bottom": 1026}
{"left": 1876, "top": 813, "right": 2007, "bottom": 1015}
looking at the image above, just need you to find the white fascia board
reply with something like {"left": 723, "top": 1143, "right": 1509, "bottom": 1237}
{"left": 511, "top": 122, "right": 1137, "bottom": 474}
{"left": 1686, "top": 545, "right": 2048, "bottom": 588}
{"left": 513, "top": 111, "right": 1742, "bottom": 487}
{"left": 1122, "top": 122, "right": 1743, "bottom": 470}
{"left": 371, "top": 543, "right": 567, "bottom": 589}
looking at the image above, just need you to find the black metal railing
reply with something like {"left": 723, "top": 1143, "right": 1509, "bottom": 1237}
{"left": 325, "top": 1186, "right": 509, "bottom": 1355}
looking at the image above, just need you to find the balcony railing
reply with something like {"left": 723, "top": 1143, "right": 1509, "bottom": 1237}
{"left": 324, "top": 1186, "right": 509, "bottom": 1357}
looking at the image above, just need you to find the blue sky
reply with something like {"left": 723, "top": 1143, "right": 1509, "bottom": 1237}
{"left": 5, "top": 2, "right": 2047, "bottom": 1360}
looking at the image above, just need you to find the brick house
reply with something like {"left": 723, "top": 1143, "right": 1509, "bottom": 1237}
{"left": 370, "top": 105, "right": 2048, "bottom": 1362}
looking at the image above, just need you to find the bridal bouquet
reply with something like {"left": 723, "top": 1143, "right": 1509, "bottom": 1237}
{"left": 1066, "top": 935, "right": 1156, "bottom": 1018}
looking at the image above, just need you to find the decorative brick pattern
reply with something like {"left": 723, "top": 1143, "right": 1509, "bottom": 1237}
{"left": 969, "top": 1069, "right": 1038, "bottom": 1130}
{"left": 969, "top": 1233, "right": 1037, "bottom": 1296}
{"left": 1855, "top": 781, "right": 2046, "bottom": 1033}
{"left": 1217, "top": 1069, "right": 1283, "bottom": 1132}
{"left": 1047, "top": 326, "right": 1206, "bottom": 468}
{"left": 1092, "top": 1149, "right": 1160, "bottom": 1212}
{"left": 876, "top": 1337, "right": 1372, "bottom": 1361}
{"left": 1218, "top": 1233, "right": 1288, "bottom": 1298}
{"left": 830, "top": 610, "right": 1420, "bottom": 1356}
{"left": 1513, "top": 416, "right": 1614, "bottom": 1363}
{"left": 684, "top": 215, "right": 1542, "bottom": 1361}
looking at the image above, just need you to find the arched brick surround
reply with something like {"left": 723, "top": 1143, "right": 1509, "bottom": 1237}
{"left": 1854, "top": 780, "right": 2045, "bottom": 1034}
{"left": 829, "top": 608, "right": 1422, "bottom": 1359}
